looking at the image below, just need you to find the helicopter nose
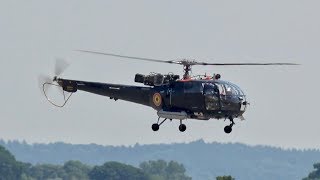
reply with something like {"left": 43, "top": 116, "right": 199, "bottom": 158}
{"left": 239, "top": 100, "right": 249, "bottom": 113}
{"left": 242, "top": 101, "right": 249, "bottom": 106}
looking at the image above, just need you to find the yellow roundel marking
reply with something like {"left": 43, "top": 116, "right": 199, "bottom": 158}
{"left": 153, "top": 93, "right": 162, "bottom": 107}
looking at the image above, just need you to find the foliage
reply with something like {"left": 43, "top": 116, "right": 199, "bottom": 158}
{"left": 28, "top": 164, "right": 65, "bottom": 179}
{"left": 303, "top": 162, "right": 320, "bottom": 180}
{"left": 1, "top": 144, "right": 192, "bottom": 180}
{"left": 24, "top": 161, "right": 90, "bottom": 180}
{"left": 62, "top": 160, "right": 91, "bottom": 180}
{"left": 216, "top": 176, "right": 235, "bottom": 180}
{"left": 4, "top": 140, "right": 320, "bottom": 179}
{"left": 0, "top": 145, "right": 28, "bottom": 180}
{"left": 89, "top": 161, "right": 148, "bottom": 180}
{"left": 140, "top": 160, "right": 191, "bottom": 180}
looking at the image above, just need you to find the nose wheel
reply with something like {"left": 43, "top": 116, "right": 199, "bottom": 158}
{"left": 178, "top": 120, "right": 187, "bottom": 132}
{"left": 224, "top": 117, "right": 235, "bottom": 134}
{"left": 224, "top": 125, "right": 232, "bottom": 134}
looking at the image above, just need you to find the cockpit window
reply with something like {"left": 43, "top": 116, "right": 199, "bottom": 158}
{"left": 203, "top": 83, "right": 218, "bottom": 95}
{"left": 224, "top": 84, "right": 238, "bottom": 95}
{"left": 202, "top": 81, "right": 245, "bottom": 97}
{"left": 203, "top": 80, "right": 245, "bottom": 111}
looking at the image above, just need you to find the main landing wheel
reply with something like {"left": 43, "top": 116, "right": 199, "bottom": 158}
{"left": 224, "top": 125, "right": 232, "bottom": 134}
{"left": 152, "top": 123, "right": 159, "bottom": 131}
{"left": 224, "top": 116, "right": 235, "bottom": 134}
{"left": 179, "top": 124, "right": 187, "bottom": 132}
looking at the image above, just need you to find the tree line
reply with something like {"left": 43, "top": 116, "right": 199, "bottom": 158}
{"left": 0, "top": 145, "right": 235, "bottom": 180}
{"left": 0, "top": 143, "right": 190, "bottom": 180}
{"left": 2, "top": 139, "right": 320, "bottom": 179}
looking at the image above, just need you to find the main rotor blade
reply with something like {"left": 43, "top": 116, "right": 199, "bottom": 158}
{"left": 196, "top": 62, "right": 300, "bottom": 66}
{"left": 76, "top": 50, "right": 178, "bottom": 64}
{"left": 76, "top": 50, "right": 299, "bottom": 66}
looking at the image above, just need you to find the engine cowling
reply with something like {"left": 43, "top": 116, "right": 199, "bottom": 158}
{"left": 134, "top": 73, "right": 179, "bottom": 86}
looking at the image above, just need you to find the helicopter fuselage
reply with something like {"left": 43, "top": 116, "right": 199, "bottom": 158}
{"left": 57, "top": 78, "right": 248, "bottom": 121}
{"left": 41, "top": 51, "right": 297, "bottom": 133}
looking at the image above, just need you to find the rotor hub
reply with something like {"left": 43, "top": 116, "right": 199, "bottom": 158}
{"left": 183, "top": 64, "right": 192, "bottom": 79}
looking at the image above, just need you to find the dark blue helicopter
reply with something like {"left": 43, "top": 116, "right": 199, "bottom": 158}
{"left": 41, "top": 50, "right": 298, "bottom": 133}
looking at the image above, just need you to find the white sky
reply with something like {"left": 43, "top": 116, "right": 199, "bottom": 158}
{"left": 0, "top": 0, "right": 319, "bottom": 149}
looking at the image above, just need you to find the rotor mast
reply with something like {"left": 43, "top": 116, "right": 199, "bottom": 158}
{"left": 183, "top": 64, "right": 192, "bottom": 79}
{"left": 177, "top": 59, "right": 197, "bottom": 79}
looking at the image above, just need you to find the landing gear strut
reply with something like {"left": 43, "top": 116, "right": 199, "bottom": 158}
{"left": 151, "top": 117, "right": 167, "bottom": 131}
{"left": 224, "top": 117, "right": 235, "bottom": 134}
{"left": 151, "top": 118, "right": 187, "bottom": 132}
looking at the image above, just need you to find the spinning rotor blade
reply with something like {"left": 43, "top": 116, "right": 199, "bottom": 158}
{"left": 195, "top": 62, "right": 300, "bottom": 66}
{"left": 38, "top": 58, "right": 69, "bottom": 95}
{"left": 76, "top": 50, "right": 178, "bottom": 64}
{"left": 76, "top": 50, "right": 299, "bottom": 67}
{"left": 38, "top": 74, "right": 52, "bottom": 93}
{"left": 55, "top": 58, "right": 70, "bottom": 76}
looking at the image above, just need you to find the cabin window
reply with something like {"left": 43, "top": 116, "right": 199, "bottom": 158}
{"left": 203, "top": 83, "right": 217, "bottom": 95}
{"left": 184, "top": 82, "right": 202, "bottom": 93}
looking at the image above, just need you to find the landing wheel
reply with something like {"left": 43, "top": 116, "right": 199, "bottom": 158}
{"left": 179, "top": 124, "right": 187, "bottom": 132}
{"left": 152, "top": 123, "right": 159, "bottom": 131}
{"left": 224, "top": 125, "right": 232, "bottom": 134}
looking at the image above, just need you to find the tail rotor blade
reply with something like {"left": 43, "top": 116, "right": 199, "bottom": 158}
{"left": 38, "top": 74, "right": 52, "bottom": 93}
{"left": 55, "top": 58, "right": 70, "bottom": 76}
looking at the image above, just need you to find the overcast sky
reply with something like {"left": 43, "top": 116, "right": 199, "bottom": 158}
{"left": 0, "top": 0, "right": 319, "bottom": 149}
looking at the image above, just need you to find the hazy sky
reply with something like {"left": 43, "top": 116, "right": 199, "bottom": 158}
{"left": 0, "top": 1, "right": 319, "bottom": 149}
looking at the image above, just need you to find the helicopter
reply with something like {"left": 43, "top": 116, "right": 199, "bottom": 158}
{"left": 40, "top": 50, "right": 298, "bottom": 133}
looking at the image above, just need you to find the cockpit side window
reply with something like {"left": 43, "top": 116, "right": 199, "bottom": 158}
{"left": 218, "top": 84, "right": 226, "bottom": 95}
{"left": 203, "top": 83, "right": 219, "bottom": 95}
{"left": 224, "top": 84, "right": 236, "bottom": 95}
{"left": 214, "top": 81, "right": 244, "bottom": 96}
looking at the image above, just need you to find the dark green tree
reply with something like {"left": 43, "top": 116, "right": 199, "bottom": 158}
{"left": 24, "top": 160, "right": 91, "bottom": 180}
{"left": 28, "top": 164, "right": 66, "bottom": 180}
{"left": 216, "top": 176, "right": 235, "bottom": 180}
{"left": 1, "top": 144, "right": 195, "bottom": 180}
{"left": 139, "top": 160, "right": 191, "bottom": 180}
{"left": 303, "top": 162, "right": 320, "bottom": 180}
{"left": 62, "top": 160, "right": 91, "bottom": 180}
{"left": 0, "top": 145, "right": 26, "bottom": 180}
{"left": 89, "top": 161, "right": 148, "bottom": 180}
{"left": 140, "top": 160, "right": 167, "bottom": 177}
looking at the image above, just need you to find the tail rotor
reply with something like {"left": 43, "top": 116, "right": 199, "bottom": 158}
{"left": 38, "top": 58, "right": 69, "bottom": 87}
{"left": 38, "top": 58, "right": 73, "bottom": 107}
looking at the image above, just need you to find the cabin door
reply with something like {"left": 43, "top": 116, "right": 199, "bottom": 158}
{"left": 203, "top": 83, "right": 221, "bottom": 111}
